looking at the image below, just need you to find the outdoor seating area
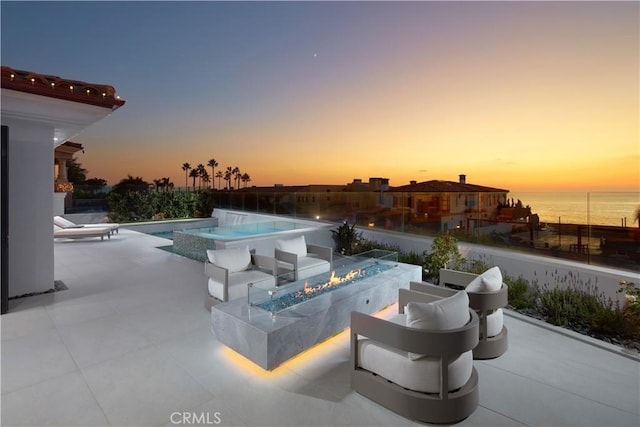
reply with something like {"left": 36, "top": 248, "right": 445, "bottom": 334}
{"left": 2, "top": 228, "right": 638, "bottom": 426}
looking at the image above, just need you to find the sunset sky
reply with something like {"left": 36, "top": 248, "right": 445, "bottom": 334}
{"left": 2, "top": 1, "right": 638, "bottom": 192}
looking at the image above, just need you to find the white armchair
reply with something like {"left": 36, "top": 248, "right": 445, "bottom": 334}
{"left": 351, "top": 289, "right": 479, "bottom": 424}
{"left": 274, "top": 235, "right": 332, "bottom": 281}
{"left": 410, "top": 266, "right": 509, "bottom": 359}
{"left": 204, "top": 246, "right": 275, "bottom": 308}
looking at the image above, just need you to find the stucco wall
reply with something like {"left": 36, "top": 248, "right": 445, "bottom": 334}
{"left": 5, "top": 119, "right": 54, "bottom": 297}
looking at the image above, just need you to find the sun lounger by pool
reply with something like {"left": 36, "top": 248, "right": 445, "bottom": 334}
{"left": 54, "top": 224, "right": 111, "bottom": 240}
{"left": 54, "top": 216, "right": 119, "bottom": 235}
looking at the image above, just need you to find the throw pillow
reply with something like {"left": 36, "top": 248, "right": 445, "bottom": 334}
{"left": 275, "top": 235, "right": 307, "bottom": 257}
{"left": 206, "top": 246, "right": 251, "bottom": 273}
{"left": 466, "top": 266, "right": 502, "bottom": 293}
{"left": 406, "top": 291, "right": 470, "bottom": 360}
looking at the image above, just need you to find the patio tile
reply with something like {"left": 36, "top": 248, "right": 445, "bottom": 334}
{"left": 0, "top": 371, "right": 109, "bottom": 426}
{"left": 476, "top": 362, "right": 640, "bottom": 427}
{"left": 1, "top": 329, "right": 78, "bottom": 394}
{"left": 0, "top": 305, "right": 55, "bottom": 340}
{"left": 56, "top": 314, "right": 154, "bottom": 368}
{"left": 82, "top": 346, "right": 213, "bottom": 427}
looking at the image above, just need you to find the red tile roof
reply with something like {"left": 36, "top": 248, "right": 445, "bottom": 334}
{"left": 391, "top": 180, "right": 508, "bottom": 193}
{"left": 1, "top": 66, "right": 125, "bottom": 110}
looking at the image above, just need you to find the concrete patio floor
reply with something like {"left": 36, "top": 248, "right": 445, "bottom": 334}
{"left": 1, "top": 229, "right": 638, "bottom": 427}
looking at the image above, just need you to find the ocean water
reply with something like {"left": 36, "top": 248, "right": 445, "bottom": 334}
{"left": 508, "top": 192, "right": 640, "bottom": 227}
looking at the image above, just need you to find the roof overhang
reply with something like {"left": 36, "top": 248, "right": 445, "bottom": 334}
{"left": 1, "top": 88, "right": 118, "bottom": 147}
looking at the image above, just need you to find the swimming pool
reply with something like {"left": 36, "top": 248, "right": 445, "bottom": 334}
{"left": 169, "top": 213, "right": 333, "bottom": 262}
{"left": 154, "top": 221, "right": 309, "bottom": 241}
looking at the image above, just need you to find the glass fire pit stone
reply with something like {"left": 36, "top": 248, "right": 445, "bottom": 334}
{"left": 248, "top": 249, "right": 398, "bottom": 315}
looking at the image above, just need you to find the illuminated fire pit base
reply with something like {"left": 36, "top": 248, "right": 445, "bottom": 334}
{"left": 211, "top": 258, "right": 421, "bottom": 370}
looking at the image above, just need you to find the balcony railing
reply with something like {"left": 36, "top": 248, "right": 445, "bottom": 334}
{"left": 70, "top": 187, "right": 640, "bottom": 271}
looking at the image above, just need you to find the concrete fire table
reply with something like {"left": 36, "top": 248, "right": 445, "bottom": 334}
{"left": 211, "top": 255, "right": 421, "bottom": 370}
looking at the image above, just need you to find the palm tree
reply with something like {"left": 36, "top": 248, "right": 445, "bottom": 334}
{"left": 232, "top": 166, "right": 240, "bottom": 190}
{"left": 215, "top": 171, "right": 223, "bottom": 190}
{"left": 181, "top": 163, "right": 191, "bottom": 190}
{"left": 161, "top": 177, "right": 173, "bottom": 191}
{"left": 224, "top": 166, "right": 233, "bottom": 189}
{"left": 201, "top": 171, "right": 211, "bottom": 189}
{"left": 241, "top": 173, "right": 251, "bottom": 188}
{"left": 188, "top": 169, "right": 199, "bottom": 191}
{"left": 196, "top": 164, "right": 206, "bottom": 190}
{"left": 207, "top": 159, "right": 218, "bottom": 189}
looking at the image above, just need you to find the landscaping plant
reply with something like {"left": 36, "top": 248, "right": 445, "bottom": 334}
{"left": 331, "top": 221, "right": 361, "bottom": 255}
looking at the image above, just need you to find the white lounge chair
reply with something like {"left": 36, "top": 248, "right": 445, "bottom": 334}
{"left": 54, "top": 224, "right": 111, "bottom": 240}
{"left": 204, "top": 246, "right": 276, "bottom": 307}
{"left": 409, "top": 266, "right": 509, "bottom": 359}
{"left": 274, "top": 235, "right": 332, "bottom": 281}
{"left": 54, "top": 215, "right": 119, "bottom": 235}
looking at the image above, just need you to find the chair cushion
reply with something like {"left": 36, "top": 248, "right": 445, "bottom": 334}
{"left": 406, "top": 291, "right": 469, "bottom": 360}
{"left": 208, "top": 270, "right": 275, "bottom": 301}
{"left": 466, "top": 266, "right": 502, "bottom": 293}
{"left": 358, "top": 339, "right": 473, "bottom": 393}
{"left": 486, "top": 308, "right": 504, "bottom": 338}
{"left": 54, "top": 216, "right": 76, "bottom": 228}
{"left": 276, "top": 256, "right": 330, "bottom": 280}
{"left": 206, "top": 246, "right": 251, "bottom": 273}
{"left": 275, "top": 235, "right": 307, "bottom": 257}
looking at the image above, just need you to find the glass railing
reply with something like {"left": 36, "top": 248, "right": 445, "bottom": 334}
{"left": 69, "top": 187, "right": 639, "bottom": 271}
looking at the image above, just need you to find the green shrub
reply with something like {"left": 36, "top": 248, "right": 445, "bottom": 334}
{"left": 537, "top": 285, "right": 582, "bottom": 326}
{"left": 424, "top": 234, "right": 466, "bottom": 283}
{"left": 504, "top": 276, "right": 537, "bottom": 309}
{"left": 107, "top": 190, "right": 213, "bottom": 223}
{"left": 331, "top": 222, "right": 362, "bottom": 255}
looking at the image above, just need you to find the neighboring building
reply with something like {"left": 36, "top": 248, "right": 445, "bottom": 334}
{"left": 238, "top": 178, "right": 390, "bottom": 220}
{"left": 233, "top": 175, "right": 521, "bottom": 234}
{"left": 390, "top": 174, "right": 512, "bottom": 234}
{"left": 1, "top": 66, "right": 125, "bottom": 313}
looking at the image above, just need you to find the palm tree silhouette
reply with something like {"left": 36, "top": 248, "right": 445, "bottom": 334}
{"left": 201, "top": 171, "right": 211, "bottom": 189}
{"left": 232, "top": 166, "right": 240, "bottom": 190}
{"left": 196, "top": 164, "right": 206, "bottom": 190}
{"left": 181, "top": 163, "right": 191, "bottom": 190}
{"left": 207, "top": 159, "right": 218, "bottom": 189}
{"left": 188, "top": 169, "right": 198, "bottom": 191}
{"left": 215, "top": 171, "right": 223, "bottom": 190}
{"left": 241, "top": 173, "right": 251, "bottom": 188}
{"left": 224, "top": 166, "right": 233, "bottom": 189}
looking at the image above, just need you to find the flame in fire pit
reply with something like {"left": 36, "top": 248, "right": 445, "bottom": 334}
{"left": 295, "top": 268, "right": 363, "bottom": 298}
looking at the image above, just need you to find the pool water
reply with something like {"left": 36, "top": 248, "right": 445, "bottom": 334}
{"left": 149, "top": 221, "right": 306, "bottom": 241}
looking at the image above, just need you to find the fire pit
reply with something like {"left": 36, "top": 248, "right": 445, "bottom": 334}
{"left": 211, "top": 249, "right": 422, "bottom": 370}
{"left": 251, "top": 261, "right": 394, "bottom": 315}
{"left": 249, "top": 250, "right": 399, "bottom": 315}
